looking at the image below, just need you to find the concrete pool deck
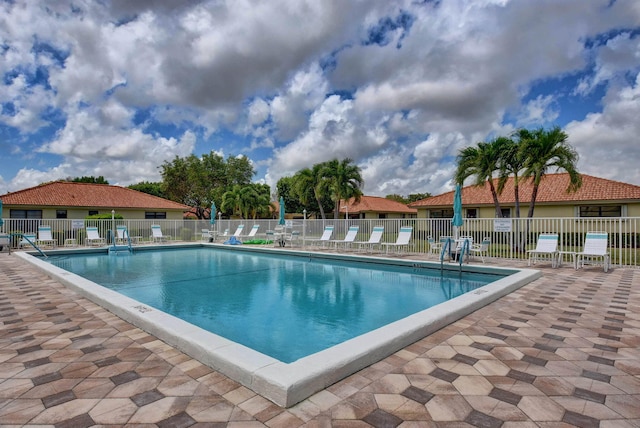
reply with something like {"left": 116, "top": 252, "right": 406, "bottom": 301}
{"left": 1, "top": 250, "right": 639, "bottom": 426}
{"left": 13, "top": 246, "right": 541, "bottom": 408}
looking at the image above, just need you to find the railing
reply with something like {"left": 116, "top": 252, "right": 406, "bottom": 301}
{"left": 1, "top": 216, "right": 638, "bottom": 267}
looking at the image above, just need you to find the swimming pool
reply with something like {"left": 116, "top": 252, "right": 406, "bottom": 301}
{"left": 44, "top": 248, "right": 503, "bottom": 363}
{"left": 19, "top": 244, "right": 542, "bottom": 406}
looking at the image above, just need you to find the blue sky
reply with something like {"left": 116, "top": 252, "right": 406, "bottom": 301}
{"left": 1, "top": 0, "right": 640, "bottom": 197}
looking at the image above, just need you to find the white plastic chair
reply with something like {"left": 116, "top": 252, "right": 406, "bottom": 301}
{"left": 245, "top": 225, "right": 260, "bottom": 239}
{"left": 353, "top": 226, "right": 385, "bottom": 252}
{"left": 527, "top": 234, "right": 559, "bottom": 267}
{"left": 381, "top": 226, "right": 413, "bottom": 254}
{"left": 309, "top": 226, "right": 334, "bottom": 247}
{"left": 470, "top": 237, "right": 491, "bottom": 263}
{"left": 576, "top": 232, "right": 610, "bottom": 272}
{"left": 37, "top": 226, "right": 57, "bottom": 248}
{"left": 232, "top": 225, "right": 244, "bottom": 237}
{"left": 85, "top": 227, "right": 106, "bottom": 247}
{"left": 150, "top": 225, "right": 171, "bottom": 243}
{"left": 330, "top": 226, "right": 359, "bottom": 250}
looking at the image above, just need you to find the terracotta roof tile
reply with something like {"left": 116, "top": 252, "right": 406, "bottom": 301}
{"left": 1, "top": 181, "right": 190, "bottom": 211}
{"left": 340, "top": 195, "right": 417, "bottom": 214}
{"left": 409, "top": 173, "right": 640, "bottom": 207}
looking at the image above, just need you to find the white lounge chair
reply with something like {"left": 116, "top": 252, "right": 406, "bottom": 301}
{"left": 353, "top": 226, "right": 384, "bottom": 252}
{"left": 19, "top": 233, "right": 37, "bottom": 249}
{"left": 527, "top": 234, "right": 559, "bottom": 267}
{"left": 244, "top": 224, "right": 260, "bottom": 239}
{"left": 85, "top": 227, "right": 106, "bottom": 247}
{"left": 150, "top": 225, "right": 171, "bottom": 243}
{"left": 116, "top": 225, "right": 139, "bottom": 245}
{"left": 285, "top": 230, "right": 301, "bottom": 247}
{"left": 381, "top": 226, "right": 413, "bottom": 254}
{"left": 309, "top": 225, "right": 334, "bottom": 247}
{"left": 576, "top": 231, "right": 610, "bottom": 272}
{"left": 470, "top": 237, "right": 491, "bottom": 263}
{"left": 37, "top": 226, "right": 57, "bottom": 248}
{"left": 430, "top": 236, "right": 452, "bottom": 256}
{"left": 329, "top": 226, "right": 359, "bottom": 250}
{"left": 232, "top": 225, "right": 244, "bottom": 237}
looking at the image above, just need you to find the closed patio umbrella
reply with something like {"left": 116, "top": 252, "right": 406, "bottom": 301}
{"left": 279, "top": 196, "right": 286, "bottom": 226}
{"left": 210, "top": 202, "right": 216, "bottom": 225}
{"left": 451, "top": 184, "right": 463, "bottom": 239}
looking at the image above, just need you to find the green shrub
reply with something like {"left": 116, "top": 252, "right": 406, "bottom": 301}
{"left": 85, "top": 213, "right": 124, "bottom": 220}
{"left": 180, "top": 227, "right": 193, "bottom": 241}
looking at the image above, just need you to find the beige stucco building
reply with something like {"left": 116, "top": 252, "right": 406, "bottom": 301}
{"left": 0, "top": 181, "right": 190, "bottom": 221}
{"left": 339, "top": 195, "right": 417, "bottom": 219}
{"left": 409, "top": 173, "right": 640, "bottom": 219}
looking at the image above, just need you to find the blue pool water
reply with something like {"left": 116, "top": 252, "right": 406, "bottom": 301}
{"left": 46, "top": 248, "right": 505, "bottom": 363}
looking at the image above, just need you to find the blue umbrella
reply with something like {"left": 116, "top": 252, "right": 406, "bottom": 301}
{"left": 278, "top": 196, "right": 286, "bottom": 225}
{"left": 210, "top": 202, "right": 216, "bottom": 225}
{"left": 0, "top": 198, "right": 3, "bottom": 227}
{"left": 451, "top": 184, "right": 463, "bottom": 238}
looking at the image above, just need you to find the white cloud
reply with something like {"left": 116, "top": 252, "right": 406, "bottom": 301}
{"left": 516, "top": 95, "right": 560, "bottom": 127}
{"left": 566, "top": 72, "right": 640, "bottom": 186}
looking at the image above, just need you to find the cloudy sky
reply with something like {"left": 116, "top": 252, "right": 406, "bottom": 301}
{"left": 1, "top": 0, "right": 639, "bottom": 198}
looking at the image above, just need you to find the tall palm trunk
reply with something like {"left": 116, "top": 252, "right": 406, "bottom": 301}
{"left": 315, "top": 195, "right": 326, "bottom": 220}
{"left": 527, "top": 184, "right": 540, "bottom": 218}
{"left": 488, "top": 181, "right": 503, "bottom": 217}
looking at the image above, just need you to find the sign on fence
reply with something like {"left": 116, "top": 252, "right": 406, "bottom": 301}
{"left": 493, "top": 218, "right": 512, "bottom": 232}
{"left": 72, "top": 220, "right": 84, "bottom": 229}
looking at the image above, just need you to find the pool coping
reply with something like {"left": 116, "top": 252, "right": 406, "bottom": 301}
{"left": 17, "top": 244, "right": 542, "bottom": 407}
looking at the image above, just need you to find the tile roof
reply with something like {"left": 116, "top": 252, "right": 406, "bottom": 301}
{"left": 409, "top": 173, "right": 640, "bottom": 208}
{"left": 340, "top": 195, "right": 417, "bottom": 214}
{"left": 1, "top": 181, "right": 191, "bottom": 211}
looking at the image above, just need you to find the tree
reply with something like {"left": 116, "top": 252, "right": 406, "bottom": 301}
{"left": 520, "top": 126, "right": 582, "bottom": 218}
{"left": 385, "top": 193, "right": 432, "bottom": 204}
{"left": 242, "top": 184, "right": 271, "bottom": 219}
{"left": 71, "top": 176, "right": 109, "bottom": 184}
{"left": 128, "top": 181, "right": 166, "bottom": 199}
{"left": 495, "top": 136, "right": 524, "bottom": 218}
{"left": 220, "top": 184, "right": 271, "bottom": 219}
{"left": 292, "top": 164, "right": 332, "bottom": 220}
{"left": 322, "top": 158, "right": 364, "bottom": 219}
{"left": 160, "top": 152, "right": 256, "bottom": 219}
{"left": 277, "top": 176, "right": 308, "bottom": 216}
{"left": 455, "top": 138, "right": 508, "bottom": 217}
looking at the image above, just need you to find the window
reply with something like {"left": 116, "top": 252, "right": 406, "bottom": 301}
{"left": 466, "top": 208, "right": 477, "bottom": 218}
{"left": 579, "top": 205, "right": 622, "bottom": 218}
{"left": 88, "top": 210, "right": 99, "bottom": 216}
{"left": 9, "top": 209, "right": 42, "bottom": 233}
{"left": 378, "top": 213, "right": 387, "bottom": 219}
{"left": 56, "top": 210, "right": 67, "bottom": 219}
{"left": 145, "top": 212, "right": 167, "bottom": 219}
{"left": 500, "top": 208, "right": 511, "bottom": 218}
{"left": 10, "top": 209, "right": 42, "bottom": 219}
{"left": 430, "top": 209, "right": 454, "bottom": 219}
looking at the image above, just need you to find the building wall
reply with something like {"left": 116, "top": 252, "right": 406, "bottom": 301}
{"left": 5, "top": 206, "right": 186, "bottom": 221}
{"left": 417, "top": 202, "right": 640, "bottom": 219}
{"left": 360, "top": 212, "right": 415, "bottom": 220}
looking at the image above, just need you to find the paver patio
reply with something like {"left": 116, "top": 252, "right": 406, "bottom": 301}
{"left": 1, "top": 251, "right": 639, "bottom": 427}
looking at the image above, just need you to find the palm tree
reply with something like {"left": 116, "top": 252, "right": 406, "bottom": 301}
{"left": 455, "top": 138, "right": 509, "bottom": 217}
{"left": 321, "top": 158, "right": 364, "bottom": 219}
{"left": 497, "top": 135, "right": 525, "bottom": 218}
{"left": 292, "top": 165, "right": 329, "bottom": 220}
{"left": 221, "top": 185, "right": 243, "bottom": 218}
{"left": 521, "top": 126, "right": 582, "bottom": 218}
{"left": 241, "top": 184, "right": 271, "bottom": 219}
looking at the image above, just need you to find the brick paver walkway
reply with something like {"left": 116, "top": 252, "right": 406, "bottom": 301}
{"left": 1, "top": 252, "right": 639, "bottom": 427}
